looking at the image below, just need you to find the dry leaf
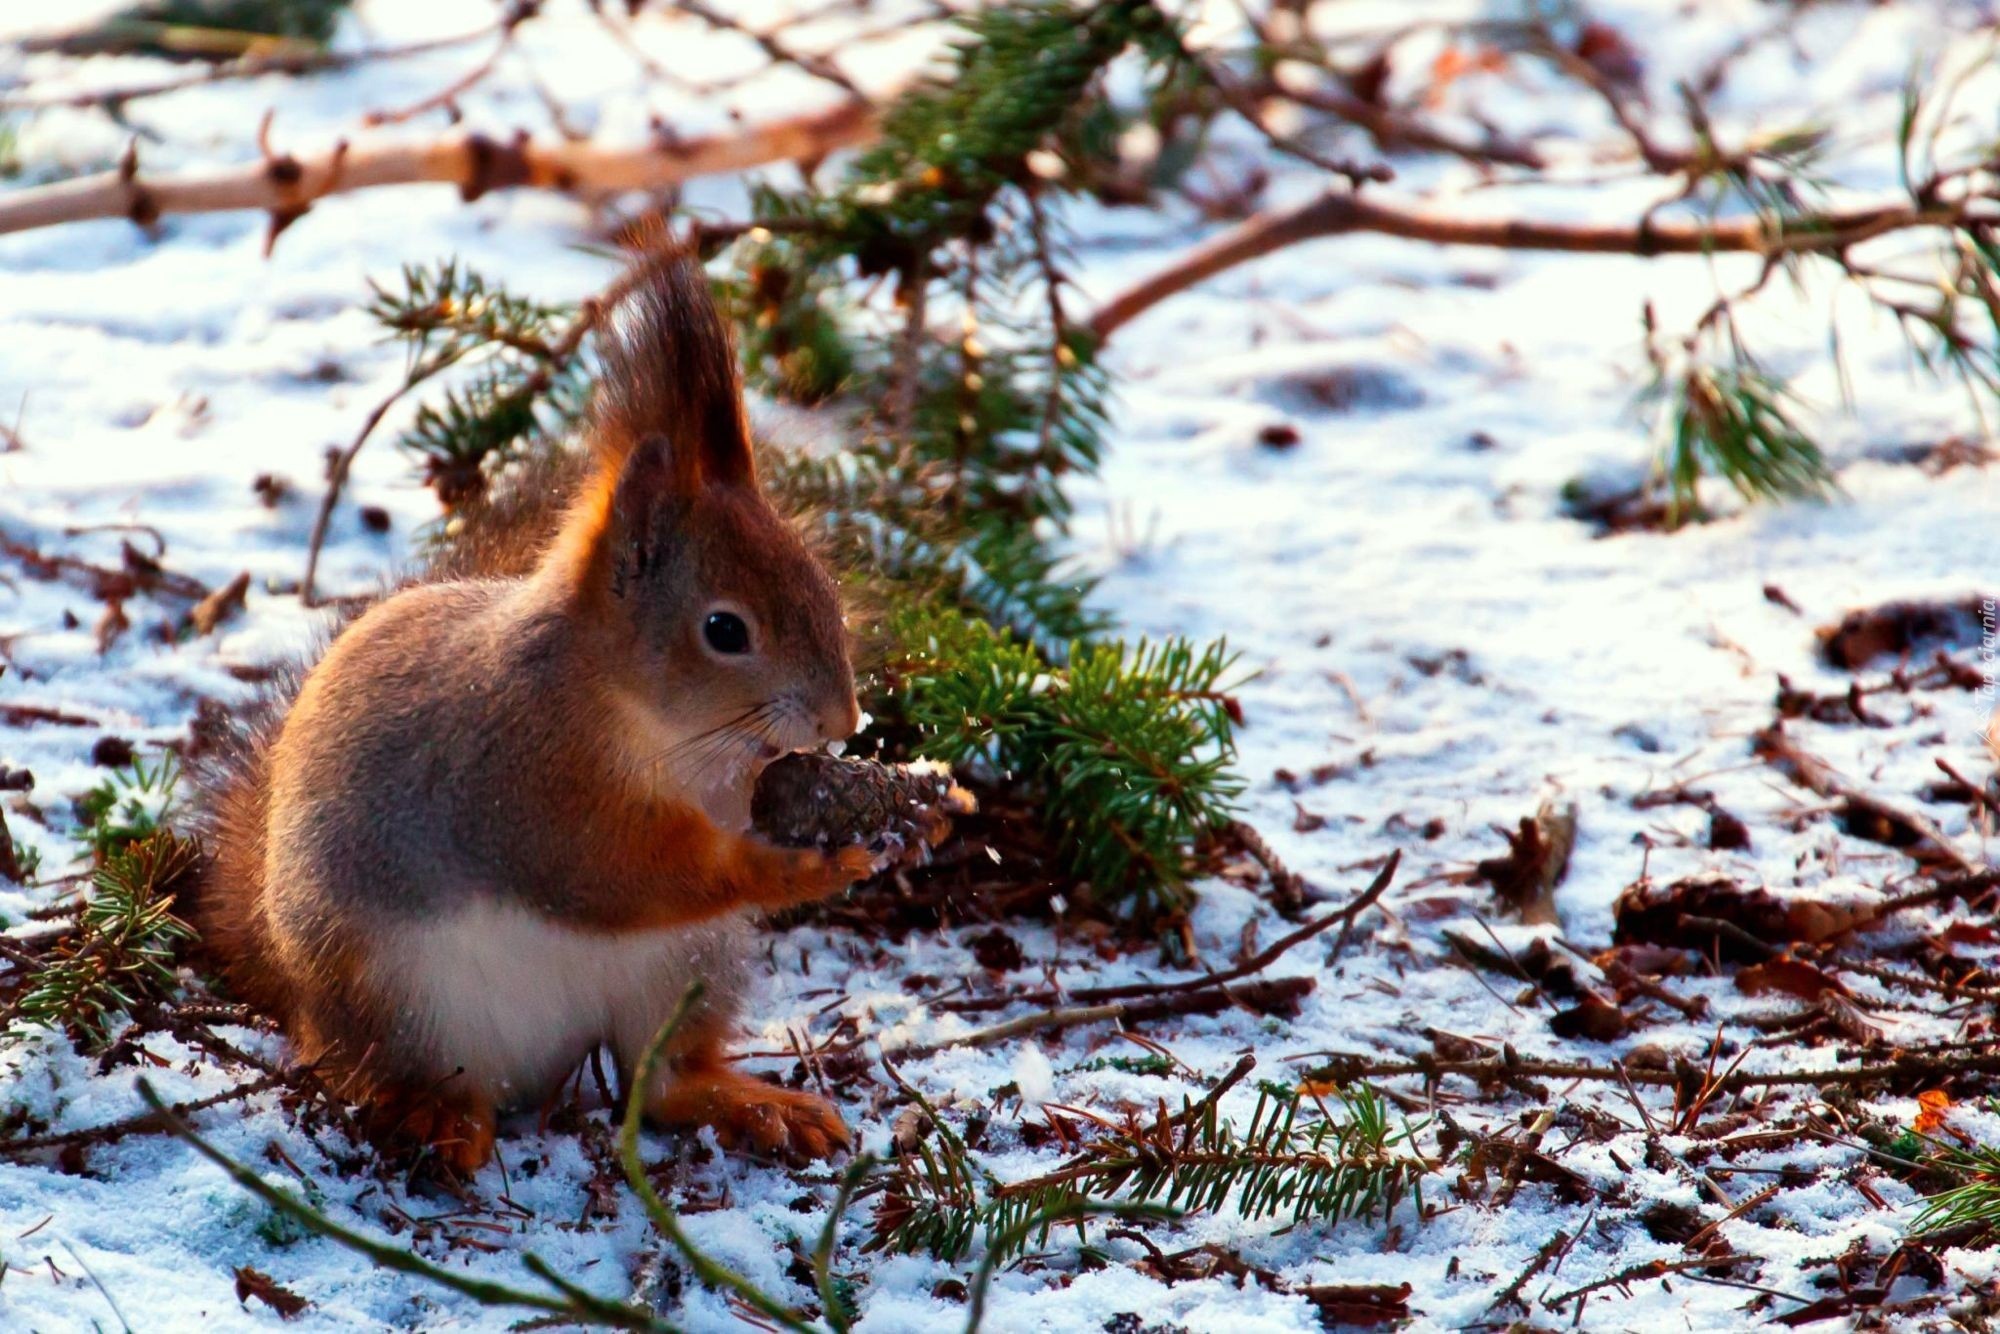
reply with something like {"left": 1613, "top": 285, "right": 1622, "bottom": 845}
{"left": 1477, "top": 799, "right": 1577, "bottom": 926}
{"left": 1817, "top": 598, "right": 1987, "bottom": 670}
{"left": 1549, "top": 995, "right": 1629, "bottom": 1042}
{"left": 1615, "top": 875, "right": 1873, "bottom": 959}
{"left": 1915, "top": 1089, "right": 1951, "bottom": 1135}
{"left": 234, "top": 1266, "right": 308, "bottom": 1318}
{"left": 188, "top": 570, "right": 251, "bottom": 636}
{"left": 1594, "top": 943, "right": 1697, "bottom": 978}
{"left": 1735, "top": 958, "right": 1850, "bottom": 1002}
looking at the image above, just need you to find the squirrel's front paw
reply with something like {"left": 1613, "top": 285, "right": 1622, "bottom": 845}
{"left": 784, "top": 843, "right": 881, "bottom": 902}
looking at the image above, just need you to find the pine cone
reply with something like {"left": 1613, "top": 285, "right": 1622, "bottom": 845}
{"left": 751, "top": 753, "right": 975, "bottom": 868}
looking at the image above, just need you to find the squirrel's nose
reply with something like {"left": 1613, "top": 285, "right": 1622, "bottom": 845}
{"left": 820, "top": 694, "right": 861, "bottom": 741}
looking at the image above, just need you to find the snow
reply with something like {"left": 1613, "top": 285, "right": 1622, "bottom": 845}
{"left": 3, "top": 1, "right": 2000, "bottom": 1330}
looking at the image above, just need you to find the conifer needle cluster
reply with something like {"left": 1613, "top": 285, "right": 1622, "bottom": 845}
{"left": 869, "top": 1082, "right": 1430, "bottom": 1263}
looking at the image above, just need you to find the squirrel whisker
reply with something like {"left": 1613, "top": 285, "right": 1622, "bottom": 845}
{"left": 649, "top": 700, "right": 786, "bottom": 789}
{"left": 655, "top": 700, "right": 772, "bottom": 763}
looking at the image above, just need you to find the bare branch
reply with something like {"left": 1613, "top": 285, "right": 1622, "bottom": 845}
{"left": 1088, "top": 188, "right": 1980, "bottom": 340}
{"left": 0, "top": 101, "right": 881, "bottom": 240}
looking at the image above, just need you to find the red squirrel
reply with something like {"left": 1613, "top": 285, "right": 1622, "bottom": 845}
{"left": 193, "top": 250, "right": 871, "bottom": 1170}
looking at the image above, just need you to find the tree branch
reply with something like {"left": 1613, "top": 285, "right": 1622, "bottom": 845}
{"left": 1087, "top": 188, "right": 1978, "bottom": 340}
{"left": 0, "top": 100, "right": 880, "bottom": 240}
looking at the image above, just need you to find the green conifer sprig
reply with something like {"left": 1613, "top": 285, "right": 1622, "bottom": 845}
{"left": 1647, "top": 357, "right": 1835, "bottom": 521}
{"left": 794, "top": 0, "right": 1177, "bottom": 268}
{"left": 720, "top": 0, "right": 1162, "bottom": 536}
{"left": 1633, "top": 62, "right": 2000, "bottom": 523}
{"left": 7, "top": 830, "right": 198, "bottom": 1047}
{"left": 367, "top": 260, "right": 593, "bottom": 507}
{"left": 74, "top": 752, "right": 179, "bottom": 862}
{"left": 1904, "top": 1108, "right": 2000, "bottom": 1243}
{"left": 868, "top": 1083, "right": 1429, "bottom": 1263}
{"left": 884, "top": 603, "right": 1239, "bottom": 908}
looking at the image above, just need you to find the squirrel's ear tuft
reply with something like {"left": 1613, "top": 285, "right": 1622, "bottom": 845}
{"left": 593, "top": 248, "right": 755, "bottom": 493}
{"left": 602, "top": 434, "right": 683, "bottom": 598}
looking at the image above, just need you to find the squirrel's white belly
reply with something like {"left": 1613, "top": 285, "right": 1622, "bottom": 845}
{"left": 367, "top": 899, "right": 753, "bottom": 1102}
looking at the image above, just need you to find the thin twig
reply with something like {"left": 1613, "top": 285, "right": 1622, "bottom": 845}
{"left": 138, "top": 1081, "right": 671, "bottom": 1330}
{"left": 0, "top": 25, "right": 499, "bottom": 112}
{"left": 1543, "top": 1252, "right": 1758, "bottom": 1312}
{"left": 0, "top": 1074, "right": 284, "bottom": 1157}
{"left": 938, "top": 850, "right": 1398, "bottom": 1015}
{"left": 1086, "top": 189, "right": 1978, "bottom": 340}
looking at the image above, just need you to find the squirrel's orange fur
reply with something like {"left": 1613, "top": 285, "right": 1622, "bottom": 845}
{"left": 192, "top": 249, "right": 865, "bottom": 1169}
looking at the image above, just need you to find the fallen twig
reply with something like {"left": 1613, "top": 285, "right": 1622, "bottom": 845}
{"left": 896, "top": 977, "right": 1314, "bottom": 1060}
{"left": 1485, "top": 1227, "right": 1572, "bottom": 1317}
{"left": 139, "top": 1080, "right": 674, "bottom": 1331}
{"left": 937, "top": 850, "right": 1398, "bottom": 1015}
{"left": 1544, "top": 1252, "right": 1759, "bottom": 1313}
{"left": 0, "top": 1074, "right": 284, "bottom": 1157}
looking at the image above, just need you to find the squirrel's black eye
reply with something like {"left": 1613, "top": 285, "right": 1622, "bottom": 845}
{"left": 703, "top": 611, "right": 751, "bottom": 655}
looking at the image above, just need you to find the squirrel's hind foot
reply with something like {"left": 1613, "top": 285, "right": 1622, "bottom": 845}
{"left": 366, "top": 1086, "right": 498, "bottom": 1175}
{"left": 652, "top": 1068, "right": 849, "bottom": 1164}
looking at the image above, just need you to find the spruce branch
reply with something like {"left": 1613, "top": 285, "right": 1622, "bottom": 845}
{"left": 303, "top": 260, "right": 618, "bottom": 604}
{"left": 867, "top": 1066, "right": 1426, "bottom": 1265}
{"left": 885, "top": 605, "right": 1241, "bottom": 910}
{"left": 6, "top": 830, "right": 197, "bottom": 1048}
{"left": 74, "top": 751, "right": 179, "bottom": 862}
{"left": 984, "top": 1084, "right": 1426, "bottom": 1242}
{"left": 1648, "top": 354, "right": 1835, "bottom": 520}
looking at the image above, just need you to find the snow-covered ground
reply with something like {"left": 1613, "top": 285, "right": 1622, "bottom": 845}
{"left": 3, "top": 1, "right": 2000, "bottom": 1329}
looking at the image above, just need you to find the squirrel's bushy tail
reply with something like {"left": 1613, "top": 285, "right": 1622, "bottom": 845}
{"left": 183, "top": 667, "right": 295, "bottom": 1016}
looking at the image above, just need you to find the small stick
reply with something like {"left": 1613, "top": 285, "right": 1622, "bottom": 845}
{"left": 1682, "top": 1182, "right": 1783, "bottom": 1250}
{"left": 1544, "top": 1252, "right": 1758, "bottom": 1312}
{"left": 896, "top": 979, "right": 1310, "bottom": 1060}
{"left": 1485, "top": 1227, "right": 1571, "bottom": 1316}
{"left": 0, "top": 1073, "right": 284, "bottom": 1156}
